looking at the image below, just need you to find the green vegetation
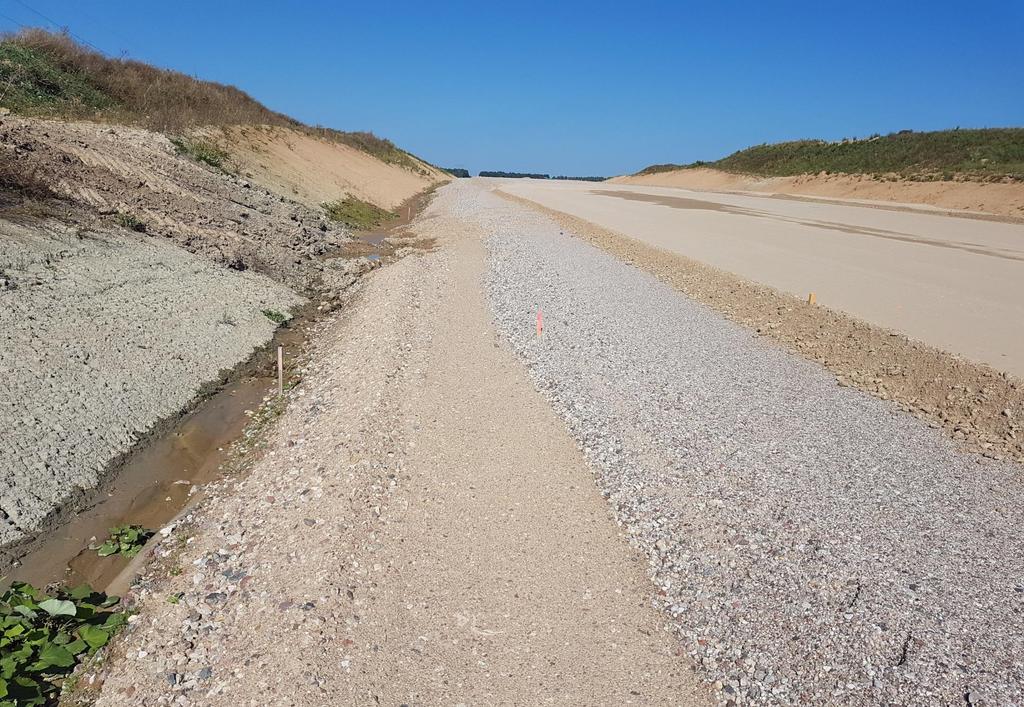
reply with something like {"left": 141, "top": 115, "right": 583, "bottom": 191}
{"left": 261, "top": 308, "right": 288, "bottom": 324}
{"left": 635, "top": 128, "right": 1024, "bottom": 181}
{"left": 0, "top": 40, "right": 112, "bottom": 116}
{"left": 322, "top": 196, "right": 397, "bottom": 230}
{"left": 114, "top": 212, "right": 146, "bottom": 233}
{"left": 170, "top": 137, "right": 229, "bottom": 170}
{"left": 0, "top": 29, "right": 293, "bottom": 132}
{"left": 91, "top": 524, "right": 153, "bottom": 558}
{"left": 0, "top": 581, "right": 127, "bottom": 705}
{"left": 444, "top": 167, "right": 471, "bottom": 178}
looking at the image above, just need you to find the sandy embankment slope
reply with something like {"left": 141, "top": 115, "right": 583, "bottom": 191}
{"left": 613, "top": 167, "right": 1024, "bottom": 219}
{"left": 202, "top": 125, "right": 450, "bottom": 211}
{"left": 0, "top": 114, "right": 438, "bottom": 565}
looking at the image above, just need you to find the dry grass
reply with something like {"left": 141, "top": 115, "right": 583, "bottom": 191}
{"left": 0, "top": 29, "right": 428, "bottom": 174}
{"left": 1, "top": 28, "right": 297, "bottom": 132}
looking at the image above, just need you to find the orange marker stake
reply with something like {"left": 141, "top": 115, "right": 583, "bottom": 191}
{"left": 537, "top": 308, "right": 544, "bottom": 336}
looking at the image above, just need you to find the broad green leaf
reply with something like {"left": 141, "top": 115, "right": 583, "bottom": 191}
{"left": 64, "top": 638, "right": 87, "bottom": 655}
{"left": 67, "top": 585, "right": 92, "bottom": 600}
{"left": 102, "top": 612, "right": 127, "bottom": 630}
{"left": 78, "top": 624, "right": 109, "bottom": 650}
{"left": 36, "top": 643, "right": 75, "bottom": 668}
{"left": 96, "top": 541, "right": 118, "bottom": 557}
{"left": 37, "top": 599, "right": 76, "bottom": 617}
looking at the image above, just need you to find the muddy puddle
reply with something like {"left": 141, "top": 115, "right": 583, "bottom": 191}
{"left": 5, "top": 321, "right": 307, "bottom": 593}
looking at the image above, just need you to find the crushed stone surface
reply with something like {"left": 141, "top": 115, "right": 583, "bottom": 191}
{"left": 93, "top": 182, "right": 709, "bottom": 706}
{"left": 472, "top": 182, "right": 1024, "bottom": 705}
{"left": 498, "top": 190, "right": 1024, "bottom": 466}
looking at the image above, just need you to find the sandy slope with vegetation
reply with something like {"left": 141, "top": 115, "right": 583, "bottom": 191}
{"left": 201, "top": 125, "right": 449, "bottom": 212}
{"left": 613, "top": 167, "right": 1024, "bottom": 219}
{"left": 617, "top": 128, "right": 1024, "bottom": 218}
{"left": 0, "top": 27, "right": 444, "bottom": 583}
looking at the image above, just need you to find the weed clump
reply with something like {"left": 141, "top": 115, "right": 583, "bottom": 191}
{"left": 114, "top": 212, "right": 146, "bottom": 233}
{"left": 170, "top": 137, "right": 229, "bottom": 170}
{"left": 322, "top": 196, "right": 397, "bottom": 230}
{"left": 261, "top": 308, "right": 288, "bottom": 324}
{"left": 0, "top": 581, "right": 127, "bottom": 705}
{"left": 90, "top": 524, "right": 153, "bottom": 557}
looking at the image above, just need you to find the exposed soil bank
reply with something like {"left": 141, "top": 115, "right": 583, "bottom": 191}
{"left": 202, "top": 125, "right": 450, "bottom": 212}
{"left": 498, "top": 191, "right": 1024, "bottom": 465}
{"left": 0, "top": 114, "right": 383, "bottom": 573}
{"left": 0, "top": 116, "right": 359, "bottom": 292}
{"left": 613, "top": 167, "right": 1024, "bottom": 221}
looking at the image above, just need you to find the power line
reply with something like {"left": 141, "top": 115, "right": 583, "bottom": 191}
{"left": 6, "top": 0, "right": 108, "bottom": 55}
{"left": 0, "top": 9, "right": 28, "bottom": 28}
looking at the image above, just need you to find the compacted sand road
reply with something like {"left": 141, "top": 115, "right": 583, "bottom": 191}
{"left": 498, "top": 178, "right": 1024, "bottom": 377}
{"left": 94, "top": 181, "right": 1024, "bottom": 706}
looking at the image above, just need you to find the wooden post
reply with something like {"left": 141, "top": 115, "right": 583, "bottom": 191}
{"left": 277, "top": 346, "right": 284, "bottom": 397}
{"left": 808, "top": 292, "right": 817, "bottom": 305}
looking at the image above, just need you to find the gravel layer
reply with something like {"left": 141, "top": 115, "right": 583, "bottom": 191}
{"left": 472, "top": 183, "right": 1024, "bottom": 705}
{"left": 0, "top": 216, "right": 304, "bottom": 556}
{"left": 498, "top": 191, "right": 1024, "bottom": 466}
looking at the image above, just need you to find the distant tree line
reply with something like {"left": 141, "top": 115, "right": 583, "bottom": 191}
{"left": 479, "top": 171, "right": 607, "bottom": 181}
{"left": 479, "top": 171, "right": 550, "bottom": 179}
{"left": 443, "top": 167, "right": 471, "bottom": 178}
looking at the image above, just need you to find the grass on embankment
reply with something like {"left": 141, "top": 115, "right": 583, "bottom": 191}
{"left": 322, "top": 196, "right": 398, "bottom": 230}
{"left": 637, "top": 128, "right": 1024, "bottom": 182}
{"left": 0, "top": 28, "right": 424, "bottom": 171}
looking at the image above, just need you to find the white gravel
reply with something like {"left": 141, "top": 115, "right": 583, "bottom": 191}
{"left": 469, "top": 182, "right": 1024, "bottom": 706}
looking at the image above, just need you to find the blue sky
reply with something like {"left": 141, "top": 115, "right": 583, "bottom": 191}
{"left": 1, "top": 0, "right": 1022, "bottom": 175}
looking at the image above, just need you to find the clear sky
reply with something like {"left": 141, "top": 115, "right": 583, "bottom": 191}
{"left": 1, "top": 0, "right": 1022, "bottom": 176}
